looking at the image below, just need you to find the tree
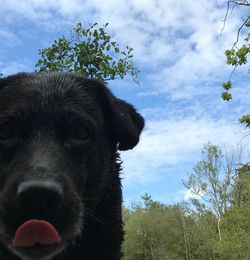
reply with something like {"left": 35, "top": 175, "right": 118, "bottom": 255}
{"left": 35, "top": 23, "right": 139, "bottom": 83}
{"left": 231, "top": 164, "right": 250, "bottom": 206}
{"left": 123, "top": 195, "right": 191, "bottom": 260}
{"left": 184, "top": 143, "right": 242, "bottom": 242}
{"left": 221, "top": 1, "right": 250, "bottom": 126}
{"left": 213, "top": 162, "right": 250, "bottom": 258}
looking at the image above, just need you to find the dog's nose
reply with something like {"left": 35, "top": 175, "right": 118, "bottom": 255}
{"left": 17, "top": 180, "right": 63, "bottom": 211}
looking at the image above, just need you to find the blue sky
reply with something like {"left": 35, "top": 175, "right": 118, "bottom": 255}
{"left": 1, "top": 0, "right": 250, "bottom": 206}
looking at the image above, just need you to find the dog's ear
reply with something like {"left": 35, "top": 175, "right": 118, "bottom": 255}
{"left": 110, "top": 97, "right": 144, "bottom": 151}
{"left": 85, "top": 78, "right": 144, "bottom": 151}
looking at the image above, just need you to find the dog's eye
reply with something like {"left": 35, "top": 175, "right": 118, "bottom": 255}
{"left": 62, "top": 122, "right": 94, "bottom": 149}
{"left": 0, "top": 124, "right": 17, "bottom": 143}
{"left": 72, "top": 126, "right": 91, "bottom": 141}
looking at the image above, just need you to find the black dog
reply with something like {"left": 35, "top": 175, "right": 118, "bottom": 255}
{"left": 0, "top": 72, "right": 144, "bottom": 260}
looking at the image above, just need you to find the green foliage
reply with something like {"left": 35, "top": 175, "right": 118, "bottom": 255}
{"left": 222, "top": 40, "right": 250, "bottom": 101}
{"left": 232, "top": 165, "right": 250, "bottom": 206}
{"left": 123, "top": 196, "right": 191, "bottom": 260}
{"left": 122, "top": 192, "right": 250, "bottom": 259}
{"left": 221, "top": 81, "right": 232, "bottom": 101}
{"left": 141, "top": 193, "right": 154, "bottom": 208}
{"left": 213, "top": 206, "right": 250, "bottom": 258}
{"left": 239, "top": 114, "right": 250, "bottom": 127}
{"left": 122, "top": 145, "right": 250, "bottom": 259}
{"left": 222, "top": 80, "right": 232, "bottom": 91}
{"left": 36, "top": 23, "right": 139, "bottom": 83}
{"left": 184, "top": 143, "right": 229, "bottom": 216}
{"left": 184, "top": 143, "right": 244, "bottom": 245}
{"left": 221, "top": 2, "right": 250, "bottom": 126}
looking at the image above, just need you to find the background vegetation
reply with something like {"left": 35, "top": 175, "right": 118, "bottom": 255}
{"left": 122, "top": 143, "right": 250, "bottom": 259}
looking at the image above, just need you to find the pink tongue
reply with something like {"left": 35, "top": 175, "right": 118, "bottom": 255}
{"left": 12, "top": 220, "right": 61, "bottom": 247}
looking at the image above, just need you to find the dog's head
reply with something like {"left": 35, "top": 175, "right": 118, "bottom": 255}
{"left": 0, "top": 72, "right": 144, "bottom": 260}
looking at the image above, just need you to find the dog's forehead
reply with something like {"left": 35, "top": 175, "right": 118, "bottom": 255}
{"left": 0, "top": 73, "right": 104, "bottom": 121}
{"left": 3, "top": 72, "right": 90, "bottom": 98}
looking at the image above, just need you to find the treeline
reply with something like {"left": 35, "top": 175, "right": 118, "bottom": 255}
{"left": 122, "top": 143, "right": 250, "bottom": 259}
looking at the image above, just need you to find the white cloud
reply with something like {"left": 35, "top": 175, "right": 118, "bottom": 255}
{"left": 121, "top": 115, "right": 248, "bottom": 187}
{"left": 175, "top": 189, "right": 200, "bottom": 202}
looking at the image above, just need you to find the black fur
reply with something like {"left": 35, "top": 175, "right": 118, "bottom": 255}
{"left": 0, "top": 72, "right": 144, "bottom": 260}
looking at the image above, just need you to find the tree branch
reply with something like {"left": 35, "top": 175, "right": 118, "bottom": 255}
{"left": 221, "top": 1, "right": 250, "bottom": 36}
{"left": 233, "top": 15, "right": 250, "bottom": 47}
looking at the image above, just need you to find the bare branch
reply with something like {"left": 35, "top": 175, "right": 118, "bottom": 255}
{"left": 221, "top": 1, "right": 231, "bottom": 35}
{"left": 221, "top": 1, "right": 250, "bottom": 36}
{"left": 233, "top": 15, "right": 250, "bottom": 47}
{"left": 230, "top": 0, "right": 250, "bottom": 7}
{"left": 236, "top": 129, "right": 250, "bottom": 145}
{"left": 229, "top": 64, "right": 238, "bottom": 81}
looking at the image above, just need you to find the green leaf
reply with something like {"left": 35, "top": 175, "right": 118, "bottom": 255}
{"left": 222, "top": 81, "right": 232, "bottom": 90}
{"left": 245, "top": 21, "right": 250, "bottom": 27}
{"left": 221, "top": 92, "right": 232, "bottom": 101}
{"left": 239, "top": 114, "right": 250, "bottom": 127}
